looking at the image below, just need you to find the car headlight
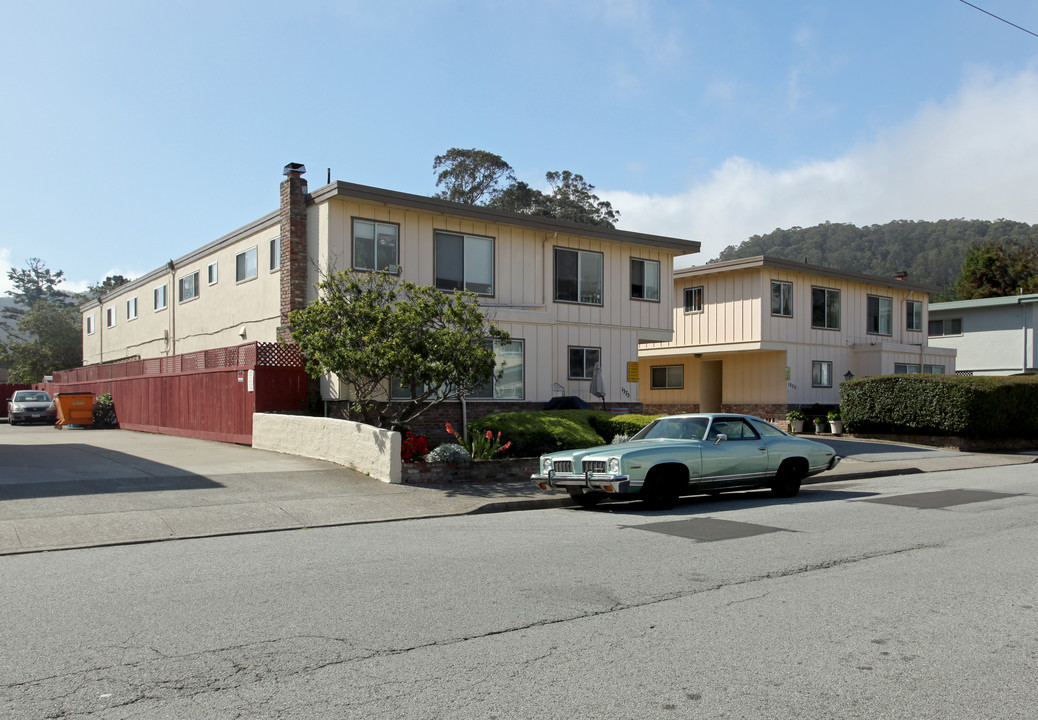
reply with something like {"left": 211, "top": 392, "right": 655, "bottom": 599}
{"left": 608, "top": 457, "right": 621, "bottom": 474}
{"left": 542, "top": 457, "right": 554, "bottom": 473}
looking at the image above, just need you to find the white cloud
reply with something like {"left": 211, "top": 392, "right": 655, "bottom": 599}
{"left": 606, "top": 66, "right": 1038, "bottom": 265}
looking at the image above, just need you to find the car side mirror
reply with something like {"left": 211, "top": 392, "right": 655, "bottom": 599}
{"left": 713, "top": 433, "right": 728, "bottom": 445}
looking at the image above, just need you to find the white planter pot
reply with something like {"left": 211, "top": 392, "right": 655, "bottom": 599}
{"left": 829, "top": 420, "right": 844, "bottom": 435}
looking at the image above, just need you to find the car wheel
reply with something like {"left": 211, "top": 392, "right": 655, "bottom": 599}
{"left": 641, "top": 474, "right": 679, "bottom": 510}
{"left": 567, "top": 489, "right": 606, "bottom": 508}
{"left": 770, "top": 462, "right": 803, "bottom": 498}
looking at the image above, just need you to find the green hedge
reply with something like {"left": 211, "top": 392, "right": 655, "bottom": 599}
{"left": 840, "top": 374, "right": 1038, "bottom": 438}
{"left": 467, "top": 410, "right": 659, "bottom": 456}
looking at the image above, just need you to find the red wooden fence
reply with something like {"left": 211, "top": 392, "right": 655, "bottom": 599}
{"left": 42, "top": 342, "right": 309, "bottom": 444}
{"left": 1, "top": 383, "right": 34, "bottom": 417}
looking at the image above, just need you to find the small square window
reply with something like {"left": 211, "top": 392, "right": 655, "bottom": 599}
{"left": 236, "top": 247, "right": 258, "bottom": 283}
{"left": 631, "top": 258, "right": 660, "bottom": 301}
{"left": 812, "top": 361, "right": 833, "bottom": 388}
{"left": 568, "top": 346, "right": 601, "bottom": 380}
{"left": 684, "top": 286, "right": 703, "bottom": 313}
{"left": 436, "top": 231, "right": 494, "bottom": 295}
{"left": 555, "top": 248, "right": 603, "bottom": 305}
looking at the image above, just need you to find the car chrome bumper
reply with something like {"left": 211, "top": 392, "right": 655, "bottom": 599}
{"left": 531, "top": 471, "right": 631, "bottom": 495}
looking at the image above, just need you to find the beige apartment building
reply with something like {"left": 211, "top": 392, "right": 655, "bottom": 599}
{"left": 638, "top": 256, "right": 956, "bottom": 416}
{"left": 81, "top": 164, "right": 699, "bottom": 422}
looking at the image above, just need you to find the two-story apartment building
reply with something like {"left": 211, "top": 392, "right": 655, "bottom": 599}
{"left": 928, "top": 293, "right": 1038, "bottom": 376}
{"left": 637, "top": 256, "right": 956, "bottom": 416}
{"left": 81, "top": 164, "right": 699, "bottom": 424}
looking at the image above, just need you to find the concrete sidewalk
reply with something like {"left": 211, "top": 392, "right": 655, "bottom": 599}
{"left": 1, "top": 424, "right": 1033, "bottom": 555}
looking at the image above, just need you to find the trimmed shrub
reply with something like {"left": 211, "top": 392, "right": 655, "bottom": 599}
{"left": 840, "top": 374, "right": 1038, "bottom": 438}
{"left": 466, "top": 410, "right": 660, "bottom": 456}
{"left": 425, "top": 443, "right": 471, "bottom": 463}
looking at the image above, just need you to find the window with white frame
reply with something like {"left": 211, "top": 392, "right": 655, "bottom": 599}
{"left": 126, "top": 296, "right": 137, "bottom": 321}
{"left": 105, "top": 307, "right": 116, "bottom": 328}
{"left": 895, "top": 363, "right": 921, "bottom": 374}
{"left": 812, "top": 361, "right": 833, "bottom": 387}
{"left": 925, "top": 365, "right": 945, "bottom": 374}
{"left": 568, "top": 346, "right": 601, "bottom": 380}
{"left": 928, "top": 318, "right": 962, "bottom": 336}
{"left": 178, "top": 271, "right": 200, "bottom": 303}
{"left": 650, "top": 365, "right": 684, "bottom": 389}
{"left": 435, "top": 231, "right": 494, "bottom": 295}
{"left": 771, "top": 280, "right": 793, "bottom": 317}
{"left": 906, "top": 300, "right": 922, "bottom": 331}
{"left": 86, "top": 315, "right": 95, "bottom": 335}
{"left": 270, "top": 237, "right": 281, "bottom": 271}
{"left": 208, "top": 262, "right": 218, "bottom": 285}
{"left": 555, "top": 248, "right": 603, "bottom": 305}
{"left": 235, "top": 247, "right": 257, "bottom": 283}
{"left": 154, "top": 284, "right": 167, "bottom": 311}
{"left": 353, "top": 220, "right": 399, "bottom": 272}
{"left": 683, "top": 286, "right": 703, "bottom": 313}
{"left": 867, "top": 295, "right": 893, "bottom": 335}
{"left": 630, "top": 258, "right": 660, "bottom": 301}
{"left": 811, "top": 287, "right": 840, "bottom": 330}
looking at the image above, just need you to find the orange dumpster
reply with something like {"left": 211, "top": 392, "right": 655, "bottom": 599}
{"left": 54, "top": 392, "right": 95, "bottom": 428}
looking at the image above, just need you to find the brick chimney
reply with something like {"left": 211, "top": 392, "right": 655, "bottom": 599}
{"left": 279, "top": 163, "right": 308, "bottom": 342}
{"left": 894, "top": 271, "right": 908, "bottom": 281}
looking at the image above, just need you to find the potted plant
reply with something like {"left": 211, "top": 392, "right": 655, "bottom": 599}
{"left": 786, "top": 409, "right": 806, "bottom": 434}
{"left": 827, "top": 410, "right": 843, "bottom": 435}
{"left": 813, "top": 415, "right": 827, "bottom": 434}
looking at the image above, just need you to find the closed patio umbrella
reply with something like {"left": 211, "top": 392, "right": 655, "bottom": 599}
{"left": 589, "top": 362, "right": 606, "bottom": 405}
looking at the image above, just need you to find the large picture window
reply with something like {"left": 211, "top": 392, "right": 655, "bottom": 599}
{"left": 568, "top": 346, "right": 601, "bottom": 380}
{"left": 630, "top": 258, "right": 660, "bottom": 301}
{"left": 435, "top": 231, "right": 494, "bottom": 295}
{"left": 353, "top": 220, "right": 399, "bottom": 272}
{"left": 178, "top": 271, "right": 200, "bottom": 303}
{"left": 867, "top": 295, "right": 893, "bottom": 335}
{"left": 811, "top": 287, "right": 840, "bottom": 330}
{"left": 471, "top": 340, "right": 525, "bottom": 399}
{"left": 235, "top": 247, "right": 258, "bottom": 283}
{"left": 771, "top": 280, "right": 793, "bottom": 317}
{"left": 928, "top": 318, "right": 962, "bottom": 336}
{"left": 555, "top": 248, "right": 603, "bottom": 305}
{"left": 650, "top": 365, "right": 684, "bottom": 389}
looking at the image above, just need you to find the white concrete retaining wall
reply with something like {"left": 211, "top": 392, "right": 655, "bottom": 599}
{"left": 252, "top": 414, "right": 402, "bottom": 483}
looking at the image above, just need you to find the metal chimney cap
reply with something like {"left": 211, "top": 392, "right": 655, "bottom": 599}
{"left": 283, "top": 162, "right": 306, "bottom": 176}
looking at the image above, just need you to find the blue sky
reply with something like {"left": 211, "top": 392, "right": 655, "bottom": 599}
{"left": 3, "top": 0, "right": 1038, "bottom": 295}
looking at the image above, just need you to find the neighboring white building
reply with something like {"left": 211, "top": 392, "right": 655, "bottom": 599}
{"left": 928, "top": 293, "right": 1038, "bottom": 376}
{"left": 81, "top": 164, "right": 699, "bottom": 426}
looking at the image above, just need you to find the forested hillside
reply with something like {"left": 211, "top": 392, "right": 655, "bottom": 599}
{"left": 712, "top": 219, "right": 1038, "bottom": 294}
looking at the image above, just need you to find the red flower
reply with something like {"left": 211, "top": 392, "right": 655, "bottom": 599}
{"left": 485, "top": 430, "right": 492, "bottom": 440}
{"left": 445, "top": 423, "right": 455, "bottom": 436}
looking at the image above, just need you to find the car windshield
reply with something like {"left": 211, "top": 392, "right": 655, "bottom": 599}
{"left": 631, "top": 417, "right": 708, "bottom": 441}
{"left": 13, "top": 391, "right": 50, "bottom": 402}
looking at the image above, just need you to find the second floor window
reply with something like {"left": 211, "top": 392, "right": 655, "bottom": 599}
{"left": 928, "top": 318, "right": 962, "bottom": 336}
{"left": 270, "top": 237, "right": 281, "bottom": 271}
{"left": 178, "top": 271, "right": 200, "bottom": 302}
{"left": 236, "top": 247, "right": 258, "bottom": 283}
{"left": 630, "top": 258, "right": 660, "bottom": 301}
{"left": 126, "top": 297, "right": 137, "bottom": 321}
{"left": 105, "top": 307, "right": 116, "bottom": 328}
{"left": 154, "top": 284, "right": 167, "bottom": 311}
{"left": 208, "top": 262, "right": 218, "bottom": 285}
{"left": 435, "top": 231, "right": 494, "bottom": 295}
{"left": 906, "top": 300, "right": 922, "bottom": 331}
{"left": 353, "top": 220, "right": 398, "bottom": 272}
{"left": 867, "top": 295, "right": 893, "bottom": 335}
{"left": 811, "top": 287, "right": 840, "bottom": 330}
{"left": 555, "top": 248, "right": 603, "bottom": 305}
{"left": 568, "top": 346, "right": 601, "bottom": 380}
{"left": 771, "top": 280, "right": 793, "bottom": 317}
{"left": 684, "top": 286, "right": 703, "bottom": 313}
{"left": 86, "top": 315, "right": 95, "bottom": 335}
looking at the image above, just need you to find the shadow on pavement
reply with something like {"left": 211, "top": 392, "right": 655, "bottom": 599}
{"left": 577, "top": 487, "right": 881, "bottom": 517}
{"left": 0, "top": 443, "right": 223, "bottom": 500}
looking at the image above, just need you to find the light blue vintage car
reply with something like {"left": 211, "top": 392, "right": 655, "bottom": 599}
{"left": 532, "top": 413, "right": 840, "bottom": 508}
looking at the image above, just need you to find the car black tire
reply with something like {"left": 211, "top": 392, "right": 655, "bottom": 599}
{"left": 641, "top": 475, "right": 679, "bottom": 510}
{"left": 770, "top": 463, "right": 802, "bottom": 498}
{"left": 567, "top": 489, "right": 605, "bottom": 508}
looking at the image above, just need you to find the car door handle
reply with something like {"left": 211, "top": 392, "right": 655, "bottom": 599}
{"left": 757, "top": 447, "right": 766, "bottom": 452}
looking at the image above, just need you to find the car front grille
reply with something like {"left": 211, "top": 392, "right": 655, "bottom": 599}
{"left": 553, "top": 460, "right": 573, "bottom": 473}
{"left": 582, "top": 460, "right": 607, "bottom": 474}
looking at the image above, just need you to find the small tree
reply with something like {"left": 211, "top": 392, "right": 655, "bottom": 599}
{"left": 288, "top": 270, "right": 510, "bottom": 429}
{"left": 0, "top": 299, "right": 82, "bottom": 382}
